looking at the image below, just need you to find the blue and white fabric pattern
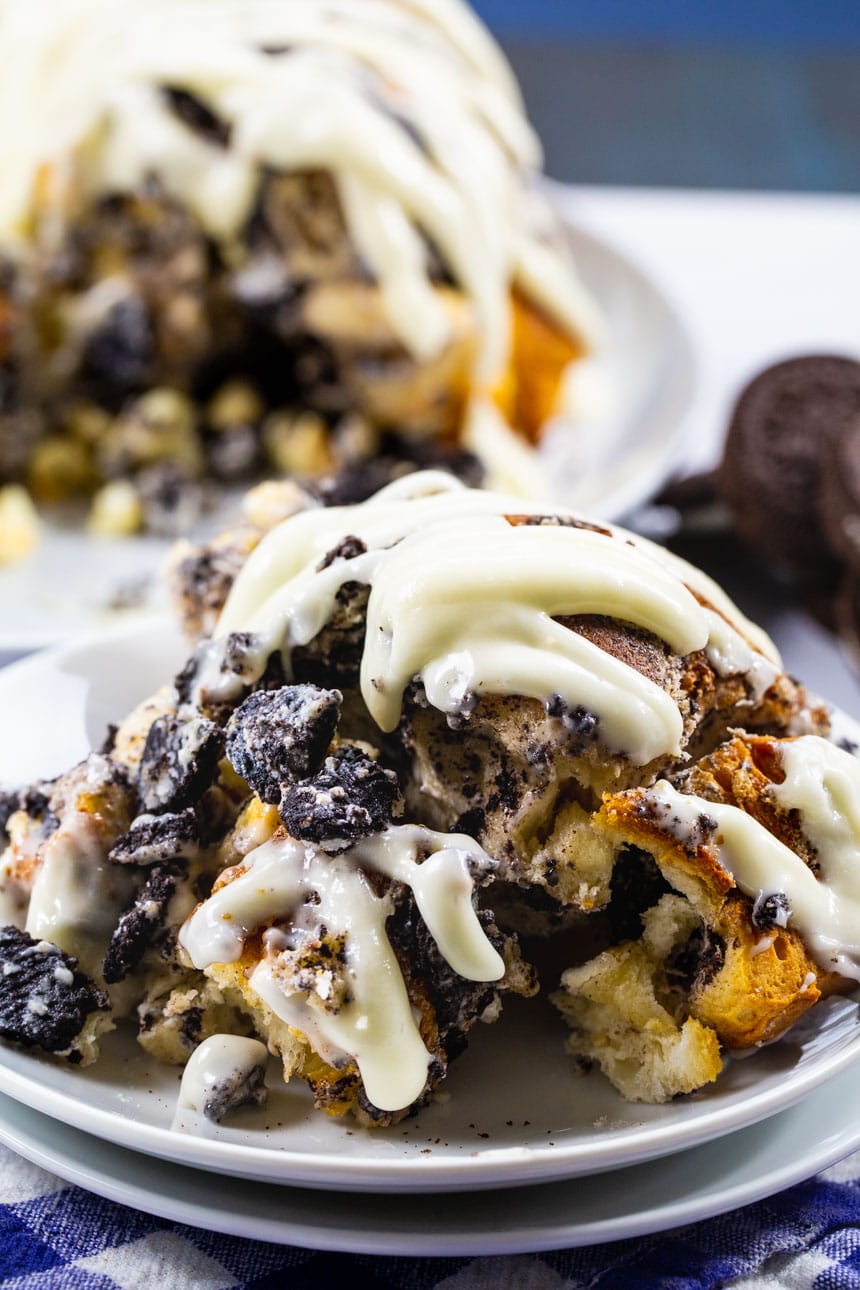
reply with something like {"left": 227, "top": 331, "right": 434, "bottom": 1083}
{"left": 3, "top": 1144, "right": 860, "bottom": 1288}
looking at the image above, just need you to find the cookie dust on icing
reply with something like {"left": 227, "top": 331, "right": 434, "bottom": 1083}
{"left": 209, "top": 472, "right": 781, "bottom": 765}
{"left": 644, "top": 735, "right": 860, "bottom": 982}
{"left": 0, "top": 0, "right": 600, "bottom": 383}
{"left": 179, "top": 823, "right": 504, "bottom": 1111}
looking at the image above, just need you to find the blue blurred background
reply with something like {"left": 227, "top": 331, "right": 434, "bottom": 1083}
{"left": 470, "top": 1, "right": 860, "bottom": 190}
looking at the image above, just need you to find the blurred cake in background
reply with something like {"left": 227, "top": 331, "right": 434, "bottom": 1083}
{"left": 0, "top": 0, "right": 602, "bottom": 545}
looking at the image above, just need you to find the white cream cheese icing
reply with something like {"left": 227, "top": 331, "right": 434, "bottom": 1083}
{"left": 206, "top": 473, "right": 781, "bottom": 765}
{"left": 179, "top": 822, "right": 503, "bottom": 1111}
{"left": 178, "top": 1033, "right": 268, "bottom": 1119}
{"left": 643, "top": 735, "right": 860, "bottom": 983}
{"left": 24, "top": 761, "right": 137, "bottom": 980}
{"left": 0, "top": 0, "right": 600, "bottom": 384}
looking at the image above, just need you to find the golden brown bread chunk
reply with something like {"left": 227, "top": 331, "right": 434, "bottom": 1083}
{"left": 553, "top": 895, "right": 724, "bottom": 1102}
{"left": 501, "top": 290, "right": 587, "bottom": 444}
{"left": 551, "top": 732, "right": 856, "bottom": 1102}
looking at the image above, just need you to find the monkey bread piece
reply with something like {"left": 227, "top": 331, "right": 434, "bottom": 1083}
{"left": 0, "top": 0, "right": 602, "bottom": 539}
{"left": 137, "top": 977, "right": 254, "bottom": 1067}
{"left": 168, "top": 525, "right": 266, "bottom": 645}
{"left": 175, "top": 478, "right": 826, "bottom": 924}
{"left": 552, "top": 731, "right": 860, "bottom": 1101}
{"left": 2, "top": 473, "right": 857, "bottom": 1123}
{"left": 175, "top": 806, "right": 539, "bottom": 1127}
{"left": 0, "top": 755, "right": 138, "bottom": 986}
{"left": 552, "top": 896, "right": 724, "bottom": 1103}
{"left": 401, "top": 663, "right": 822, "bottom": 920}
{"left": 396, "top": 520, "right": 825, "bottom": 919}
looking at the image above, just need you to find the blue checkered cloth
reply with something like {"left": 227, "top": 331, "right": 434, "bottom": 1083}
{"left": 2, "top": 1144, "right": 860, "bottom": 1288}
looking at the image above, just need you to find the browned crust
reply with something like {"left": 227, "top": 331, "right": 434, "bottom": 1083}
{"left": 594, "top": 732, "right": 854, "bottom": 1049}
{"left": 502, "top": 289, "right": 587, "bottom": 443}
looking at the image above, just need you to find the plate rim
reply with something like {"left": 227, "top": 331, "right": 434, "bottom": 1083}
{"left": 554, "top": 214, "right": 696, "bottom": 521}
{"left": 2, "top": 1054, "right": 860, "bottom": 1256}
{"left": 2, "top": 992, "right": 860, "bottom": 1194}
{"left": 0, "top": 616, "right": 859, "bottom": 1194}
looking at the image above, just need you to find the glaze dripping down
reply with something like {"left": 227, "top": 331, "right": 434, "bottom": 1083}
{"left": 206, "top": 472, "right": 781, "bottom": 765}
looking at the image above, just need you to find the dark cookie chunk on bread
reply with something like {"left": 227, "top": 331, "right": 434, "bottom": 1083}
{"left": 162, "top": 86, "right": 232, "bottom": 150}
{"left": 103, "top": 863, "right": 184, "bottom": 983}
{"left": 386, "top": 890, "right": 531, "bottom": 1072}
{"left": 0, "top": 926, "right": 108, "bottom": 1059}
{"left": 316, "top": 534, "right": 367, "bottom": 570}
{"left": 138, "top": 713, "right": 223, "bottom": 813}
{"left": 279, "top": 744, "right": 401, "bottom": 844}
{"left": 176, "top": 631, "right": 289, "bottom": 715}
{"left": 200, "top": 1056, "right": 267, "bottom": 1122}
{"left": 110, "top": 806, "right": 201, "bottom": 865}
{"left": 171, "top": 538, "right": 254, "bottom": 643}
{"left": 226, "top": 685, "right": 342, "bottom": 803}
{"left": 313, "top": 442, "right": 483, "bottom": 509}
{"left": 0, "top": 790, "right": 18, "bottom": 841}
{"left": 291, "top": 581, "right": 370, "bottom": 689}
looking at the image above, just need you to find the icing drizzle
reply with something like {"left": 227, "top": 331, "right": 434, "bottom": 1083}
{"left": 208, "top": 472, "right": 781, "bottom": 765}
{"left": 0, "top": 0, "right": 601, "bottom": 381}
{"left": 179, "top": 823, "right": 504, "bottom": 1111}
{"left": 644, "top": 735, "right": 860, "bottom": 983}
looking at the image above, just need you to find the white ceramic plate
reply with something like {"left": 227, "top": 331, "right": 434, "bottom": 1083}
{"left": 0, "top": 618, "right": 858, "bottom": 1196}
{"left": 542, "top": 217, "right": 694, "bottom": 521}
{"left": 2, "top": 1053, "right": 860, "bottom": 1256}
{"left": 0, "top": 211, "right": 694, "bottom": 653}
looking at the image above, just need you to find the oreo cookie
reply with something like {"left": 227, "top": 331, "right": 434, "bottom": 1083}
{"left": 834, "top": 571, "right": 860, "bottom": 675}
{"left": 819, "top": 414, "right": 860, "bottom": 574}
{"left": 716, "top": 355, "right": 860, "bottom": 575}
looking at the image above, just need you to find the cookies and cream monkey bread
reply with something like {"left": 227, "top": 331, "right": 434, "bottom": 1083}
{"left": 161, "top": 469, "right": 844, "bottom": 1107}
{"left": 1, "top": 470, "right": 857, "bottom": 1122}
{"left": 0, "top": 0, "right": 602, "bottom": 541}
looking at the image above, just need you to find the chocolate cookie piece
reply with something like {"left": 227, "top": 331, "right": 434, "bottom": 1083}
{"left": 109, "top": 806, "right": 201, "bottom": 865}
{"left": 716, "top": 356, "right": 860, "bottom": 574}
{"left": 175, "top": 631, "right": 288, "bottom": 715}
{"left": 313, "top": 442, "right": 483, "bottom": 508}
{"left": 0, "top": 926, "right": 108, "bottom": 1057}
{"left": 819, "top": 415, "right": 860, "bottom": 573}
{"left": 103, "top": 863, "right": 184, "bottom": 983}
{"left": 279, "top": 744, "right": 401, "bottom": 845}
{"left": 138, "top": 713, "right": 222, "bottom": 814}
{"left": 0, "top": 789, "right": 18, "bottom": 841}
{"left": 226, "top": 684, "right": 342, "bottom": 804}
